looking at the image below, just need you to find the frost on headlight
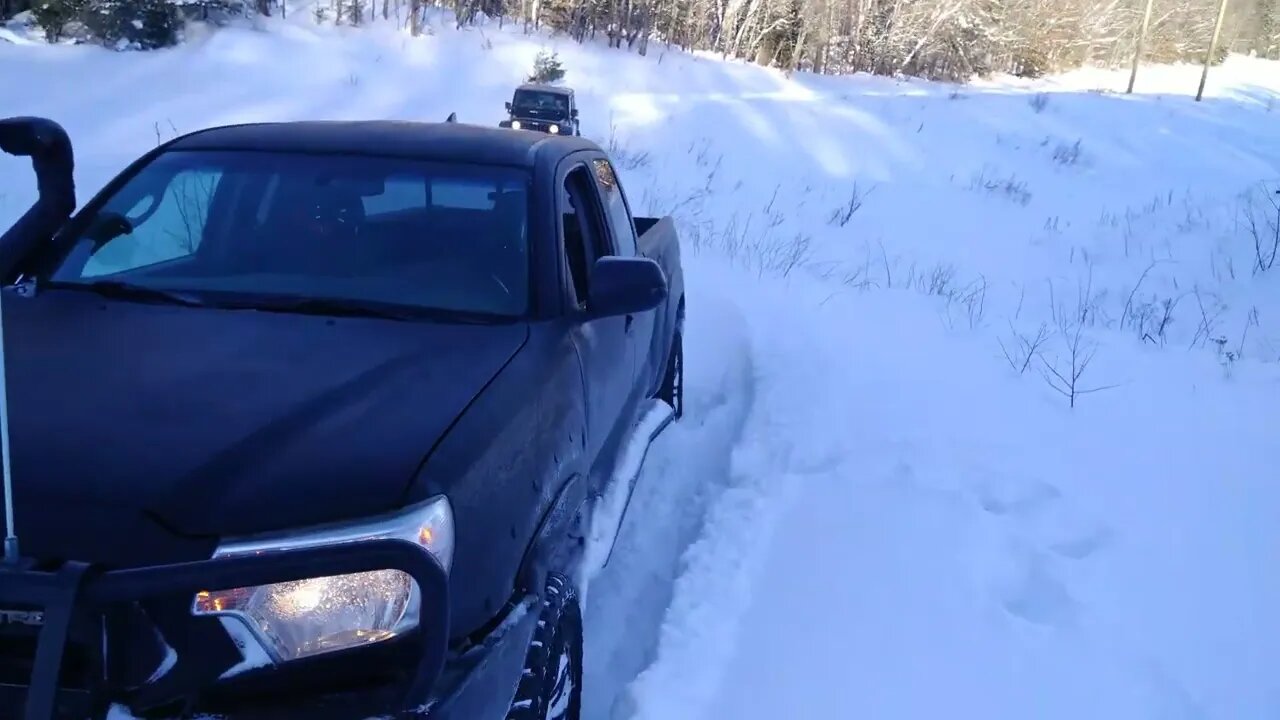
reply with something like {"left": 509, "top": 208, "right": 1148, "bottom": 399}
{"left": 192, "top": 496, "right": 453, "bottom": 663}
{"left": 194, "top": 570, "right": 415, "bottom": 661}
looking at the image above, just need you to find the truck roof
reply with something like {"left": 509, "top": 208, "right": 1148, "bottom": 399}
{"left": 166, "top": 120, "right": 595, "bottom": 167}
{"left": 515, "top": 83, "right": 573, "bottom": 96}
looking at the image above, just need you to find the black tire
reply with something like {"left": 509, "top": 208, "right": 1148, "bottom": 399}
{"left": 505, "top": 574, "right": 583, "bottom": 720}
{"left": 658, "top": 330, "right": 684, "bottom": 419}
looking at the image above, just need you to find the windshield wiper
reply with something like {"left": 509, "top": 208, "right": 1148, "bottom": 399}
{"left": 41, "top": 280, "right": 208, "bottom": 307}
{"left": 223, "top": 295, "right": 507, "bottom": 324}
{"left": 238, "top": 296, "right": 421, "bottom": 321}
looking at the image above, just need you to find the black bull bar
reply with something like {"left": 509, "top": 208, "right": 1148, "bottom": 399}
{"left": 0, "top": 540, "right": 450, "bottom": 720}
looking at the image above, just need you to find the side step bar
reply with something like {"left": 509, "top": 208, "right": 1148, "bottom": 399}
{"left": 583, "top": 400, "right": 676, "bottom": 583}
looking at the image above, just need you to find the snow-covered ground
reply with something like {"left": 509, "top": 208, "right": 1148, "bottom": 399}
{"left": 3, "top": 8, "right": 1279, "bottom": 719}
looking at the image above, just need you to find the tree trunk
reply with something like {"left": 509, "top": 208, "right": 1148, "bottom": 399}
{"left": 411, "top": 0, "right": 423, "bottom": 34}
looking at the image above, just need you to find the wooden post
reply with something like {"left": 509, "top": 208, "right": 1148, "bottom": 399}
{"left": 1127, "top": 0, "right": 1155, "bottom": 93}
{"left": 1196, "top": 0, "right": 1231, "bottom": 101}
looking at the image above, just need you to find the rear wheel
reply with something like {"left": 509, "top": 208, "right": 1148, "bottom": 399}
{"left": 658, "top": 330, "right": 684, "bottom": 419}
{"left": 506, "top": 574, "right": 582, "bottom": 720}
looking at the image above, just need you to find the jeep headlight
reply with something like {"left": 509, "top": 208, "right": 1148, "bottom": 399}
{"left": 511, "top": 120, "right": 522, "bottom": 130}
{"left": 192, "top": 496, "right": 453, "bottom": 662}
{"left": 549, "top": 124, "right": 560, "bottom": 134}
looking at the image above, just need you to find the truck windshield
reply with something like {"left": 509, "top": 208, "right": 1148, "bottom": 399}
{"left": 512, "top": 90, "right": 569, "bottom": 115}
{"left": 47, "top": 150, "right": 532, "bottom": 319}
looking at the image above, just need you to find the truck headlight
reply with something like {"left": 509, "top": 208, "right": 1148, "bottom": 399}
{"left": 511, "top": 120, "right": 522, "bottom": 130}
{"left": 192, "top": 496, "right": 453, "bottom": 662}
{"left": 549, "top": 124, "right": 560, "bottom": 134}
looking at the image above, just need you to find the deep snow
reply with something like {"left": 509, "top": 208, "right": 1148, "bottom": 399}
{"left": 3, "top": 7, "right": 1280, "bottom": 719}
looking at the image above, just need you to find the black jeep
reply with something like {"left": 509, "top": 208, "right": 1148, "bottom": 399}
{"left": 499, "top": 85, "right": 579, "bottom": 137}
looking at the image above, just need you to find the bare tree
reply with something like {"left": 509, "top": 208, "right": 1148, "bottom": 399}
{"left": 1038, "top": 320, "right": 1117, "bottom": 408}
{"left": 221, "top": 0, "right": 1279, "bottom": 83}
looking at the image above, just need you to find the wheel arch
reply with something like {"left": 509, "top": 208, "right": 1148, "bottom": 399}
{"left": 514, "top": 471, "right": 589, "bottom": 598}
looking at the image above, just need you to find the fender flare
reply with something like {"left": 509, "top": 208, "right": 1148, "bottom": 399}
{"left": 514, "top": 471, "right": 589, "bottom": 597}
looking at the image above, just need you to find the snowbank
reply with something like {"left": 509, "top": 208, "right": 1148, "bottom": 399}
{"left": 627, "top": 263, "right": 1280, "bottom": 720}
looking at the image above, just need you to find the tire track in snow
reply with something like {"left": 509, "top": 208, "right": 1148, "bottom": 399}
{"left": 581, "top": 289, "right": 756, "bottom": 720}
{"left": 616, "top": 264, "right": 847, "bottom": 720}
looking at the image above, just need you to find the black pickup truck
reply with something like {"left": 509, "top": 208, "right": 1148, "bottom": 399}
{"left": 0, "top": 116, "right": 685, "bottom": 720}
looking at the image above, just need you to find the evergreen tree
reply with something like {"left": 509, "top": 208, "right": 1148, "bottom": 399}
{"left": 526, "top": 49, "right": 566, "bottom": 83}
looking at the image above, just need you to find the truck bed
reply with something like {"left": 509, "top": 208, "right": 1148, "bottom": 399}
{"left": 631, "top": 214, "right": 683, "bottom": 402}
{"left": 634, "top": 216, "right": 661, "bottom": 237}
{"left": 635, "top": 216, "right": 674, "bottom": 258}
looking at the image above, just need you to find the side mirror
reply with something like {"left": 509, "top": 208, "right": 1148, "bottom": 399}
{"left": 505, "top": 101, "right": 512, "bottom": 112}
{"left": 571, "top": 108, "right": 579, "bottom": 119}
{"left": 586, "top": 257, "right": 667, "bottom": 319}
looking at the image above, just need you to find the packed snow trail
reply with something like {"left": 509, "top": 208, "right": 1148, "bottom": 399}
{"left": 581, "top": 280, "right": 754, "bottom": 719}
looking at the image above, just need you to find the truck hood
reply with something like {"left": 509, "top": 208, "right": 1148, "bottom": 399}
{"left": 0, "top": 289, "right": 528, "bottom": 567}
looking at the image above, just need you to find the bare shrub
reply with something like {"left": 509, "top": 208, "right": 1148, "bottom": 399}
{"left": 1187, "top": 286, "right": 1226, "bottom": 351}
{"left": 998, "top": 321, "right": 1050, "bottom": 374}
{"left": 959, "top": 277, "right": 989, "bottom": 329}
{"left": 605, "top": 124, "right": 652, "bottom": 171}
{"left": 918, "top": 262, "right": 957, "bottom": 296}
{"left": 684, "top": 212, "right": 813, "bottom": 279}
{"left": 969, "top": 167, "right": 1032, "bottom": 206}
{"left": 1052, "top": 139, "right": 1083, "bottom": 166}
{"left": 1029, "top": 93, "right": 1050, "bottom": 113}
{"left": 1126, "top": 294, "right": 1183, "bottom": 346}
{"left": 754, "top": 232, "right": 813, "bottom": 278}
{"left": 1240, "top": 181, "right": 1280, "bottom": 273}
{"left": 1038, "top": 319, "right": 1116, "bottom": 408}
{"left": 152, "top": 118, "right": 179, "bottom": 146}
{"left": 827, "top": 183, "right": 873, "bottom": 227}
{"left": 1206, "top": 308, "right": 1260, "bottom": 376}
{"left": 1032, "top": 272, "right": 1119, "bottom": 407}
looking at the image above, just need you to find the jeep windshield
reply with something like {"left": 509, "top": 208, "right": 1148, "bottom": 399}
{"left": 511, "top": 90, "right": 569, "bottom": 117}
{"left": 45, "top": 149, "right": 532, "bottom": 320}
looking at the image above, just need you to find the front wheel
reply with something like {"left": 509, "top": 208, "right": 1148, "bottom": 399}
{"left": 506, "top": 574, "right": 583, "bottom": 720}
{"left": 658, "top": 331, "right": 683, "bottom": 419}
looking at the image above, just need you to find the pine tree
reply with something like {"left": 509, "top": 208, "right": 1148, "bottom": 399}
{"left": 31, "top": 0, "right": 87, "bottom": 41}
{"left": 526, "top": 49, "right": 566, "bottom": 83}
{"left": 82, "top": 0, "right": 180, "bottom": 48}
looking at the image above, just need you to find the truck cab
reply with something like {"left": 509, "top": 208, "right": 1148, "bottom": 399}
{"left": 500, "top": 84, "right": 580, "bottom": 136}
